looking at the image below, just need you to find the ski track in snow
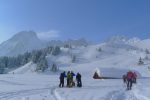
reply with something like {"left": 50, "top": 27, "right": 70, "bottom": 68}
{"left": 0, "top": 86, "right": 63, "bottom": 100}
{"left": 0, "top": 80, "right": 24, "bottom": 86}
{"left": 0, "top": 88, "right": 49, "bottom": 100}
{"left": 53, "top": 81, "right": 150, "bottom": 100}
{"left": 51, "top": 86, "right": 65, "bottom": 100}
{"left": 104, "top": 89, "right": 149, "bottom": 100}
{"left": 0, "top": 79, "right": 149, "bottom": 100}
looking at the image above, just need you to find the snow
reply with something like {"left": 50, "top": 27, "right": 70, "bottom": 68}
{"left": 0, "top": 74, "right": 150, "bottom": 100}
{"left": 8, "top": 62, "right": 37, "bottom": 74}
{"left": 134, "top": 39, "right": 150, "bottom": 49}
{"left": 1, "top": 36, "right": 150, "bottom": 100}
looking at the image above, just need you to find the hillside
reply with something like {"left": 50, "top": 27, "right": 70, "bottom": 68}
{"left": 8, "top": 37, "right": 150, "bottom": 78}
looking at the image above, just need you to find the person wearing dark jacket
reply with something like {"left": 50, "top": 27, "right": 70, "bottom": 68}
{"left": 122, "top": 74, "right": 127, "bottom": 84}
{"left": 133, "top": 72, "right": 137, "bottom": 84}
{"left": 59, "top": 71, "right": 66, "bottom": 87}
{"left": 76, "top": 72, "right": 82, "bottom": 87}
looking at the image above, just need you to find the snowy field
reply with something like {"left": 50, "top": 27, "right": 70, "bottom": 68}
{"left": 0, "top": 74, "right": 150, "bottom": 100}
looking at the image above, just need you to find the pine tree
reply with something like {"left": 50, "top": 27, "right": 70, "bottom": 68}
{"left": 52, "top": 46, "right": 61, "bottom": 55}
{"left": 72, "top": 55, "right": 76, "bottom": 63}
{"left": 145, "top": 55, "right": 149, "bottom": 60}
{"left": 97, "top": 47, "right": 102, "bottom": 52}
{"left": 138, "top": 57, "right": 144, "bottom": 65}
{"left": 51, "top": 63, "right": 58, "bottom": 72}
{"left": 145, "top": 49, "right": 150, "bottom": 54}
{"left": 36, "top": 58, "right": 48, "bottom": 72}
{"left": 0, "top": 62, "right": 5, "bottom": 74}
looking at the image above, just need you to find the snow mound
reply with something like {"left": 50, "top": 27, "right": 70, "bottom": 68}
{"left": 9, "top": 62, "right": 37, "bottom": 74}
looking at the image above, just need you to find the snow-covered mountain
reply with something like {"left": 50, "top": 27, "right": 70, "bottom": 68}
{"left": 8, "top": 36, "right": 150, "bottom": 78}
{"left": 0, "top": 31, "right": 89, "bottom": 57}
{"left": 133, "top": 39, "right": 150, "bottom": 49}
{"left": 46, "top": 38, "right": 89, "bottom": 47}
{"left": 0, "top": 31, "right": 44, "bottom": 56}
{"left": 106, "top": 36, "right": 150, "bottom": 50}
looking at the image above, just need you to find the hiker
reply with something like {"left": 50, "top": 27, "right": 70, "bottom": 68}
{"left": 67, "top": 71, "right": 72, "bottom": 87}
{"left": 122, "top": 74, "right": 127, "bottom": 84}
{"left": 70, "top": 71, "right": 76, "bottom": 87}
{"left": 76, "top": 72, "right": 82, "bottom": 87}
{"left": 126, "top": 70, "right": 134, "bottom": 90}
{"left": 133, "top": 72, "right": 137, "bottom": 84}
{"left": 59, "top": 71, "right": 66, "bottom": 87}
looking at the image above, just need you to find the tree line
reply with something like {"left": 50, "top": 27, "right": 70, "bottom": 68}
{"left": 0, "top": 46, "right": 61, "bottom": 74}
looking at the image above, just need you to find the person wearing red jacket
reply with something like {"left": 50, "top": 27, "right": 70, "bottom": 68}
{"left": 126, "top": 70, "right": 134, "bottom": 90}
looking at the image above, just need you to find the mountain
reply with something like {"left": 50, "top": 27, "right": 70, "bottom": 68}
{"left": 46, "top": 38, "right": 89, "bottom": 47}
{"left": 132, "top": 39, "right": 150, "bottom": 50}
{"left": 0, "top": 31, "right": 44, "bottom": 57}
{"left": 105, "top": 36, "right": 150, "bottom": 50}
{"left": 8, "top": 36, "right": 150, "bottom": 77}
{"left": 0, "top": 31, "right": 89, "bottom": 57}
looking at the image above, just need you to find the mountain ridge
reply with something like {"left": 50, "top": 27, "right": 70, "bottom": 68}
{"left": 0, "top": 31, "right": 44, "bottom": 56}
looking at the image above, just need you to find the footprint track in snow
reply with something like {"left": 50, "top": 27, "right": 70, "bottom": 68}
{"left": 0, "top": 87, "right": 54, "bottom": 100}
{"left": 104, "top": 89, "right": 149, "bottom": 100}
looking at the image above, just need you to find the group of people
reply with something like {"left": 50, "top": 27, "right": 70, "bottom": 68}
{"left": 59, "top": 71, "right": 82, "bottom": 88}
{"left": 122, "top": 70, "right": 137, "bottom": 90}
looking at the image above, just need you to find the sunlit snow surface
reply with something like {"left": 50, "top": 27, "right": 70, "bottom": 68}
{"left": 0, "top": 74, "right": 149, "bottom": 100}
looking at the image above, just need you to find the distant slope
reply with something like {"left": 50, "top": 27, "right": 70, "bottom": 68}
{"left": 134, "top": 39, "right": 150, "bottom": 49}
{"left": 0, "top": 31, "right": 89, "bottom": 57}
{"left": 7, "top": 36, "right": 150, "bottom": 77}
{"left": 46, "top": 38, "right": 89, "bottom": 47}
{"left": 9, "top": 62, "right": 37, "bottom": 74}
{"left": 59, "top": 37, "right": 150, "bottom": 78}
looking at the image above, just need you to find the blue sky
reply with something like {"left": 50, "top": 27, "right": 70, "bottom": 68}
{"left": 0, "top": 0, "right": 150, "bottom": 43}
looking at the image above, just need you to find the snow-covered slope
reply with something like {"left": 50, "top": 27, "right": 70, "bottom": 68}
{"left": 9, "top": 62, "right": 37, "bottom": 74}
{"left": 10, "top": 36, "right": 150, "bottom": 78}
{"left": 1, "top": 74, "right": 150, "bottom": 100}
{"left": 39, "top": 37, "right": 148, "bottom": 78}
{"left": 133, "top": 39, "right": 150, "bottom": 49}
{"left": 0, "top": 31, "right": 44, "bottom": 57}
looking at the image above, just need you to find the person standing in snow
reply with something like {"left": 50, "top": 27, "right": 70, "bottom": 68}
{"left": 76, "top": 72, "right": 82, "bottom": 87}
{"left": 126, "top": 71, "right": 134, "bottom": 90}
{"left": 59, "top": 71, "right": 66, "bottom": 87}
{"left": 67, "top": 71, "right": 72, "bottom": 87}
{"left": 133, "top": 72, "right": 137, "bottom": 84}
{"left": 70, "top": 71, "right": 75, "bottom": 87}
{"left": 122, "top": 74, "right": 127, "bottom": 84}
